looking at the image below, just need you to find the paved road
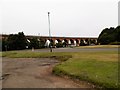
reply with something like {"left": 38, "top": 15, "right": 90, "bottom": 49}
{"left": 2, "top": 58, "right": 93, "bottom": 88}
{"left": 24, "top": 47, "right": 118, "bottom": 52}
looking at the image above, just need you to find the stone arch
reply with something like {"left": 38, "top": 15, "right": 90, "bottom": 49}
{"left": 80, "top": 39, "right": 85, "bottom": 46}
{"left": 50, "top": 39, "right": 54, "bottom": 42}
{"left": 70, "top": 39, "right": 74, "bottom": 45}
{"left": 55, "top": 40, "right": 58, "bottom": 44}
{"left": 75, "top": 39, "right": 80, "bottom": 46}
{"left": 91, "top": 39, "right": 97, "bottom": 45}
{"left": 73, "top": 40, "right": 77, "bottom": 46}
{"left": 44, "top": 39, "right": 47, "bottom": 43}
{"left": 63, "top": 39, "right": 68, "bottom": 47}
{"left": 75, "top": 39, "right": 79, "bottom": 44}
{"left": 56, "top": 39, "right": 62, "bottom": 43}
{"left": 64, "top": 39, "right": 68, "bottom": 44}
{"left": 84, "top": 38, "right": 89, "bottom": 45}
{"left": 68, "top": 40, "right": 71, "bottom": 45}
{"left": 62, "top": 39, "right": 65, "bottom": 43}
{"left": 47, "top": 38, "right": 53, "bottom": 43}
{"left": 45, "top": 39, "right": 50, "bottom": 47}
{"left": 55, "top": 39, "right": 63, "bottom": 48}
{"left": 49, "top": 39, "right": 54, "bottom": 47}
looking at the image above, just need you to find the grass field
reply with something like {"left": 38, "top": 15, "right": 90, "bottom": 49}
{"left": 53, "top": 52, "right": 118, "bottom": 88}
{"left": 1, "top": 47, "right": 119, "bottom": 89}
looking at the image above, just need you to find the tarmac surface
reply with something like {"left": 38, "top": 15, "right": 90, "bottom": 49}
{"left": 2, "top": 58, "right": 94, "bottom": 88}
{"left": 28, "top": 47, "right": 118, "bottom": 52}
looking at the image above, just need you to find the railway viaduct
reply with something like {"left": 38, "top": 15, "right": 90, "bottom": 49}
{"left": 1, "top": 34, "right": 97, "bottom": 46}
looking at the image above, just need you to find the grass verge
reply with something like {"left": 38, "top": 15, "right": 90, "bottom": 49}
{"left": 53, "top": 59, "right": 118, "bottom": 89}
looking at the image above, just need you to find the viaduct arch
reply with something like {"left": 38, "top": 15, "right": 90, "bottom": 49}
{"left": 26, "top": 35, "right": 97, "bottom": 47}
{"left": 1, "top": 34, "right": 97, "bottom": 47}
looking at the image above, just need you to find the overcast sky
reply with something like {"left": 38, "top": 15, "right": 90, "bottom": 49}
{"left": 1, "top": 0, "right": 119, "bottom": 37}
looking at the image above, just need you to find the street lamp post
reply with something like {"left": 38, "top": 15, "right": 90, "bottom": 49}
{"left": 48, "top": 12, "right": 52, "bottom": 52}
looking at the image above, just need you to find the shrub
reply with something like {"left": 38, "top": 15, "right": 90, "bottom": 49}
{"left": 56, "top": 42, "right": 63, "bottom": 48}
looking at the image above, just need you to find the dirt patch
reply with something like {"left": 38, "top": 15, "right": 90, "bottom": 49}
{"left": 2, "top": 57, "right": 94, "bottom": 88}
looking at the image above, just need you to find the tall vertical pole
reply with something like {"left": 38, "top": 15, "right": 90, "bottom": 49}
{"left": 118, "top": 1, "right": 120, "bottom": 25}
{"left": 48, "top": 12, "right": 52, "bottom": 52}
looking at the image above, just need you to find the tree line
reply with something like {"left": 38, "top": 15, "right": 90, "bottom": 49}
{"left": 97, "top": 26, "right": 120, "bottom": 45}
{"left": 2, "top": 32, "right": 46, "bottom": 51}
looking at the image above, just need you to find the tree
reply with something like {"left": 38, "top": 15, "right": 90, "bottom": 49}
{"left": 56, "top": 42, "right": 63, "bottom": 48}
{"left": 97, "top": 26, "right": 120, "bottom": 45}
{"left": 17, "top": 32, "right": 27, "bottom": 49}
{"left": 29, "top": 38, "right": 39, "bottom": 49}
{"left": 115, "top": 26, "right": 120, "bottom": 42}
{"left": 7, "top": 32, "right": 27, "bottom": 50}
{"left": 2, "top": 38, "right": 7, "bottom": 51}
{"left": 39, "top": 39, "right": 45, "bottom": 48}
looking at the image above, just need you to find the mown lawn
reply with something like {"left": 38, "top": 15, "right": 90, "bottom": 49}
{"left": 1, "top": 49, "right": 119, "bottom": 89}
{"left": 53, "top": 57, "right": 118, "bottom": 88}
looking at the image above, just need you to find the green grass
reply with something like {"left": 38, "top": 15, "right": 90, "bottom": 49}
{"left": 2, "top": 50, "right": 119, "bottom": 89}
{"left": 53, "top": 51, "right": 119, "bottom": 89}
{"left": 0, "top": 52, "right": 2, "bottom": 57}
{"left": 2, "top": 51, "right": 72, "bottom": 61}
{"left": 76, "top": 45, "right": 119, "bottom": 49}
{"left": 53, "top": 59, "right": 118, "bottom": 88}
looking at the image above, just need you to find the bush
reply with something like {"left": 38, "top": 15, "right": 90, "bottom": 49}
{"left": 7, "top": 32, "right": 27, "bottom": 50}
{"left": 29, "top": 38, "right": 39, "bottom": 49}
{"left": 56, "top": 42, "right": 63, "bottom": 48}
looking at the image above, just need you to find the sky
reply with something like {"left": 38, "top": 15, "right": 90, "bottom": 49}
{"left": 1, "top": 0, "right": 119, "bottom": 37}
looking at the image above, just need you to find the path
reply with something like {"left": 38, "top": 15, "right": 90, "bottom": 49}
{"left": 2, "top": 57, "right": 92, "bottom": 88}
